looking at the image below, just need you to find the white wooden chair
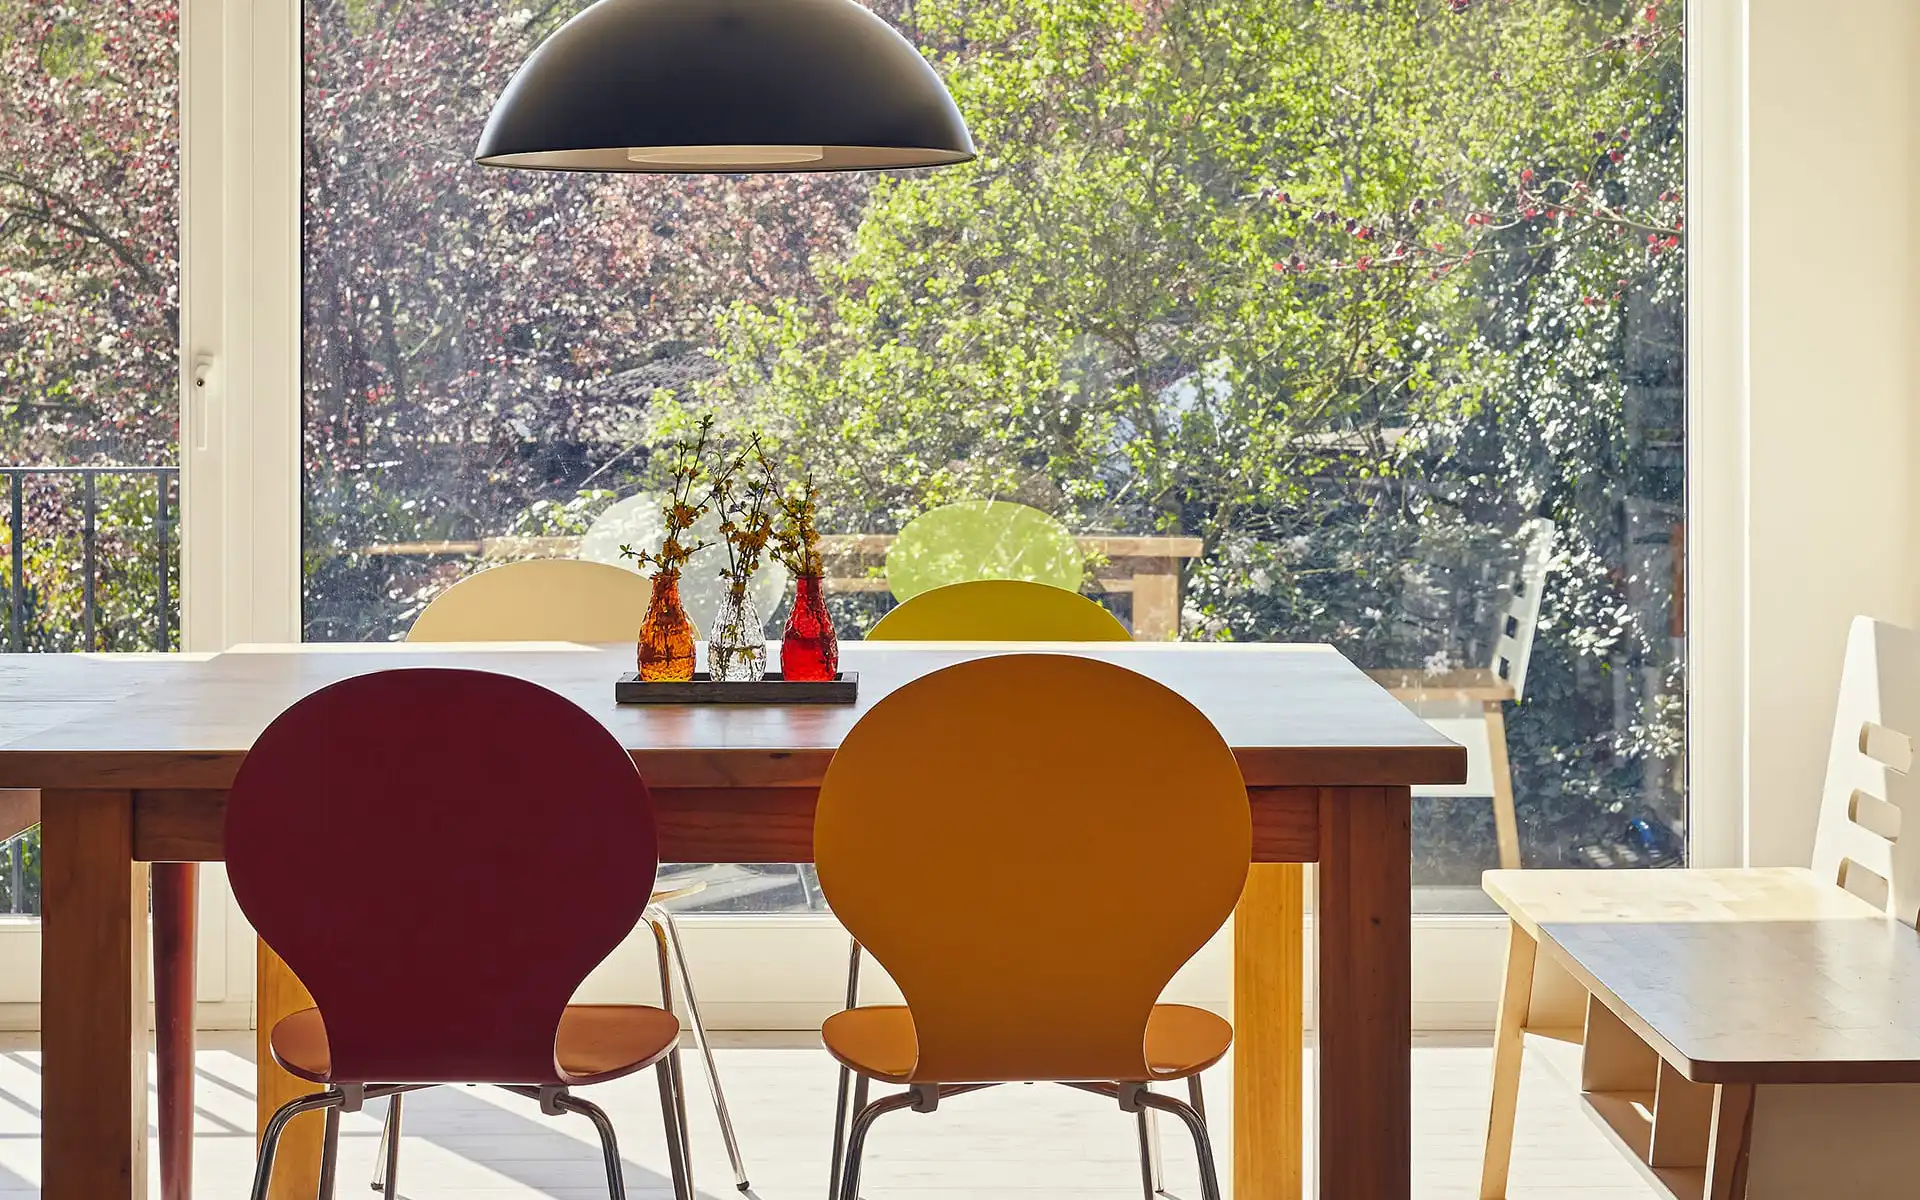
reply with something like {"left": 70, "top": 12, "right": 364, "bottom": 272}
{"left": 1370, "top": 516, "right": 1556, "bottom": 870}
{"left": 1479, "top": 616, "right": 1920, "bottom": 1199}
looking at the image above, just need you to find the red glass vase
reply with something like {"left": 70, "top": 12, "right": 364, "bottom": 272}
{"left": 780, "top": 574, "right": 839, "bottom": 681}
{"left": 637, "top": 570, "right": 698, "bottom": 681}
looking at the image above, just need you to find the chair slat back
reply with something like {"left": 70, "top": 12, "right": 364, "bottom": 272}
{"left": 1489, "top": 517, "right": 1556, "bottom": 701}
{"left": 409, "top": 558, "right": 650, "bottom": 643}
{"left": 225, "top": 668, "right": 659, "bottom": 1084}
{"left": 815, "top": 654, "right": 1250, "bottom": 1084}
{"left": 1811, "top": 617, "right": 1920, "bottom": 927}
{"left": 868, "top": 579, "right": 1131, "bottom": 641}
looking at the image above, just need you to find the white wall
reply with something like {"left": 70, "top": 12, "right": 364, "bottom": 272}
{"left": 1741, "top": 0, "right": 1918, "bottom": 866}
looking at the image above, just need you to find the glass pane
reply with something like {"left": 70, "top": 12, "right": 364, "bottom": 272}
{"left": 301, "top": 0, "right": 1684, "bottom": 913}
{"left": 0, "top": 0, "right": 182, "bottom": 916}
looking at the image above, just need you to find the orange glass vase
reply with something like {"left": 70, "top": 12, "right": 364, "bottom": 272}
{"left": 637, "top": 570, "right": 698, "bottom": 681}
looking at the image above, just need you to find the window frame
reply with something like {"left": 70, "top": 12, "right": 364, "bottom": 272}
{"left": 164, "top": 0, "right": 1748, "bottom": 1028}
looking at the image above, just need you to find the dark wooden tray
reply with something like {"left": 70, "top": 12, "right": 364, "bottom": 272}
{"left": 615, "top": 671, "right": 859, "bottom": 705}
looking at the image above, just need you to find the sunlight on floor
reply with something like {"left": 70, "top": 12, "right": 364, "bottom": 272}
{"left": 0, "top": 1031, "right": 1659, "bottom": 1198}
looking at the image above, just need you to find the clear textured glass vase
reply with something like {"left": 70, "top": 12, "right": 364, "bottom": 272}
{"left": 709, "top": 588, "right": 767, "bottom": 682}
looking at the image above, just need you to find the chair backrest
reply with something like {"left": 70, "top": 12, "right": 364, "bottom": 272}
{"left": 885, "top": 501, "right": 1084, "bottom": 602}
{"left": 815, "top": 654, "right": 1250, "bottom": 1084}
{"left": 408, "top": 558, "right": 651, "bottom": 643}
{"left": 225, "top": 668, "right": 659, "bottom": 1085}
{"left": 868, "top": 579, "right": 1131, "bottom": 641}
{"left": 1809, "top": 617, "right": 1920, "bottom": 927}
{"left": 1488, "top": 517, "right": 1556, "bottom": 701}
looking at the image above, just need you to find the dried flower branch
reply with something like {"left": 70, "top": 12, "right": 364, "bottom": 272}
{"left": 769, "top": 468, "right": 825, "bottom": 578}
{"left": 715, "top": 435, "right": 775, "bottom": 604}
{"left": 620, "top": 414, "right": 728, "bottom": 576}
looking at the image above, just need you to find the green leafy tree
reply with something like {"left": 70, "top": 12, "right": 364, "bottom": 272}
{"left": 697, "top": 0, "right": 1685, "bottom": 865}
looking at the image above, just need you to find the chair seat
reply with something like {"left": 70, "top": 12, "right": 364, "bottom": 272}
{"left": 650, "top": 878, "right": 708, "bottom": 907}
{"left": 270, "top": 1004, "right": 682, "bottom": 1086}
{"left": 822, "top": 1003, "right": 1232, "bottom": 1084}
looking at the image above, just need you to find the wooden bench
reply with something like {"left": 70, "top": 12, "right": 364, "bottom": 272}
{"left": 357, "top": 533, "right": 1208, "bottom": 639}
{"left": 1480, "top": 616, "right": 1920, "bottom": 1200}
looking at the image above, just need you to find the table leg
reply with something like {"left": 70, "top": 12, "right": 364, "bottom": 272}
{"left": 154, "top": 862, "right": 199, "bottom": 1200}
{"left": 1233, "top": 862, "right": 1304, "bottom": 1199}
{"left": 257, "top": 940, "right": 324, "bottom": 1200}
{"left": 1316, "top": 786, "right": 1411, "bottom": 1198}
{"left": 40, "top": 789, "right": 149, "bottom": 1200}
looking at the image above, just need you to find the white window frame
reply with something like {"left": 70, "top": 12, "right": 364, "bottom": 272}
{"left": 10, "top": 0, "right": 1858, "bottom": 1029}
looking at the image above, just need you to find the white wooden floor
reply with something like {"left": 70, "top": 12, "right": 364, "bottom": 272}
{"left": 0, "top": 1031, "right": 1657, "bottom": 1199}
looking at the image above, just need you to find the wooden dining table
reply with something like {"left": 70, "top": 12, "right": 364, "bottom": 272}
{"left": 0, "top": 640, "right": 1463, "bottom": 1200}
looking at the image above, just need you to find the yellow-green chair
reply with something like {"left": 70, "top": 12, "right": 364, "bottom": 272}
{"left": 884, "top": 500, "right": 1085, "bottom": 601}
{"left": 400, "top": 557, "right": 751, "bottom": 1192}
{"left": 816, "top": 654, "right": 1249, "bottom": 1200}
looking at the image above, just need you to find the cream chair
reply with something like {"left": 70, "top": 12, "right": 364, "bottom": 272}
{"left": 394, "top": 557, "right": 752, "bottom": 1192}
{"left": 1370, "top": 516, "right": 1556, "bottom": 869}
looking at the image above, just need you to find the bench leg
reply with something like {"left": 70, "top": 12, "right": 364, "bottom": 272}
{"left": 1704, "top": 1083, "right": 1752, "bottom": 1200}
{"left": 1480, "top": 920, "right": 1535, "bottom": 1199}
{"left": 1743, "top": 1084, "right": 1920, "bottom": 1199}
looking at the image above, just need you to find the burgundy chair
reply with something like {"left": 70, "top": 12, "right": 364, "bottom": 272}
{"left": 225, "top": 668, "right": 690, "bottom": 1200}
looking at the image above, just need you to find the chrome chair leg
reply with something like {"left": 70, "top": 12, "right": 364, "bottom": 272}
{"left": 1136, "top": 1104, "right": 1160, "bottom": 1199}
{"left": 373, "top": 1091, "right": 402, "bottom": 1197}
{"left": 655, "top": 1058, "right": 694, "bottom": 1200}
{"left": 318, "top": 1102, "right": 342, "bottom": 1200}
{"left": 829, "top": 934, "right": 864, "bottom": 1200}
{"left": 649, "top": 904, "right": 750, "bottom": 1190}
{"left": 250, "top": 1090, "right": 344, "bottom": 1200}
{"left": 648, "top": 917, "right": 697, "bottom": 1197}
{"left": 1135, "top": 1087, "right": 1224, "bottom": 1200}
{"left": 839, "top": 1088, "right": 920, "bottom": 1200}
{"left": 555, "top": 1092, "right": 632, "bottom": 1200}
{"left": 1062, "top": 1080, "right": 1224, "bottom": 1200}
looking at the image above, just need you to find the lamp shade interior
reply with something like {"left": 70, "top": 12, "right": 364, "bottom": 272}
{"left": 475, "top": 0, "right": 976, "bottom": 173}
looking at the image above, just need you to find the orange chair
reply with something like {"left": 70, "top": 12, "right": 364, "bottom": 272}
{"left": 815, "top": 654, "right": 1250, "bottom": 1200}
{"left": 226, "top": 669, "right": 692, "bottom": 1200}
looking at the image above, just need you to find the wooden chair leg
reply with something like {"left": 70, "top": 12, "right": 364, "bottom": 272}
{"left": 1483, "top": 703, "right": 1522, "bottom": 869}
{"left": 153, "top": 862, "right": 199, "bottom": 1200}
{"left": 1480, "top": 920, "right": 1536, "bottom": 1199}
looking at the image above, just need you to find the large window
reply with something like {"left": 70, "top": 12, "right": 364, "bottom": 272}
{"left": 301, "top": 0, "right": 1685, "bottom": 907}
{"left": 1, "top": 0, "right": 181, "bottom": 916}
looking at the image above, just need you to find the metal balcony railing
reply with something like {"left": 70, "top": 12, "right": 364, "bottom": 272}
{"left": 2, "top": 465, "right": 178, "bottom": 653}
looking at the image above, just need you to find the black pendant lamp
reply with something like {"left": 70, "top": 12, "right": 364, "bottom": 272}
{"left": 475, "top": 0, "right": 976, "bottom": 173}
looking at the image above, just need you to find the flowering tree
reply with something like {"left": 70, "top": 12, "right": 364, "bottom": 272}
{"left": 0, "top": 0, "right": 178, "bottom": 464}
{"left": 696, "top": 0, "right": 1686, "bottom": 865}
{"left": 300, "top": 0, "right": 877, "bottom": 634}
